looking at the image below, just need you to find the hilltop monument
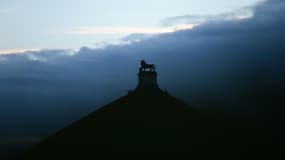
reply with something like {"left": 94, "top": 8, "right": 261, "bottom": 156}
{"left": 136, "top": 60, "right": 160, "bottom": 90}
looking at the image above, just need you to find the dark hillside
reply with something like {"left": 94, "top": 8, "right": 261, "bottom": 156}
{"left": 21, "top": 89, "right": 272, "bottom": 159}
{"left": 21, "top": 61, "right": 278, "bottom": 159}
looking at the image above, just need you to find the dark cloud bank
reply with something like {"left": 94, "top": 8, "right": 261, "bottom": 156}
{"left": 0, "top": 0, "right": 284, "bottom": 157}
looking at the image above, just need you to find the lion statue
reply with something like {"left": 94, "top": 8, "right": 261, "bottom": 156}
{"left": 140, "top": 60, "right": 156, "bottom": 72}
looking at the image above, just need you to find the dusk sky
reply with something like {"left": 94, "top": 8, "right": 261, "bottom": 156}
{"left": 0, "top": 0, "right": 261, "bottom": 52}
{"left": 0, "top": 0, "right": 284, "bottom": 159}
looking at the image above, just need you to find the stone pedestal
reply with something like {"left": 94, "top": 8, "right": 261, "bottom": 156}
{"left": 136, "top": 71, "right": 160, "bottom": 90}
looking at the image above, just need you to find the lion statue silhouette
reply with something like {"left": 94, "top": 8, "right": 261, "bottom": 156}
{"left": 140, "top": 60, "right": 156, "bottom": 72}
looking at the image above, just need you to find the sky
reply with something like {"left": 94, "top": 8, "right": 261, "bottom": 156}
{"left": 0, "top": 0, "right": 284, "bottom": 159}
{"left": 0, "top": 0, "right": 261, "bottom": 51}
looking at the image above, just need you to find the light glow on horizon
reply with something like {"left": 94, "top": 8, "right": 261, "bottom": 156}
{"left": 0, "top": 48, "right": 42, "bottom": 55}
{"left": 69, "top": 24, "right": 195, "bottom": 35}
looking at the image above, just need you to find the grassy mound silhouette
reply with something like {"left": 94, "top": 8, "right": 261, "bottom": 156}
{"left": 21, "top": 89, "right": 274, "bottom": 159}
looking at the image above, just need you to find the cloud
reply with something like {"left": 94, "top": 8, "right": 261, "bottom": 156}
{"left": 0, "top": 0, "right": 284, "bottom": 153}
{"left": 68, "top": 25, "right": 194, "bottom": 35}
{"left": 162, "top": 8, "right": 254, "bottom": 26}
{"left": 0, "top": 48, "right": 42, "bottom": 55}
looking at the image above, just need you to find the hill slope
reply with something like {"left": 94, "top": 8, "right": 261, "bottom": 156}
{"left": 21, "top": 89, "right": 271, "bottom": 159}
